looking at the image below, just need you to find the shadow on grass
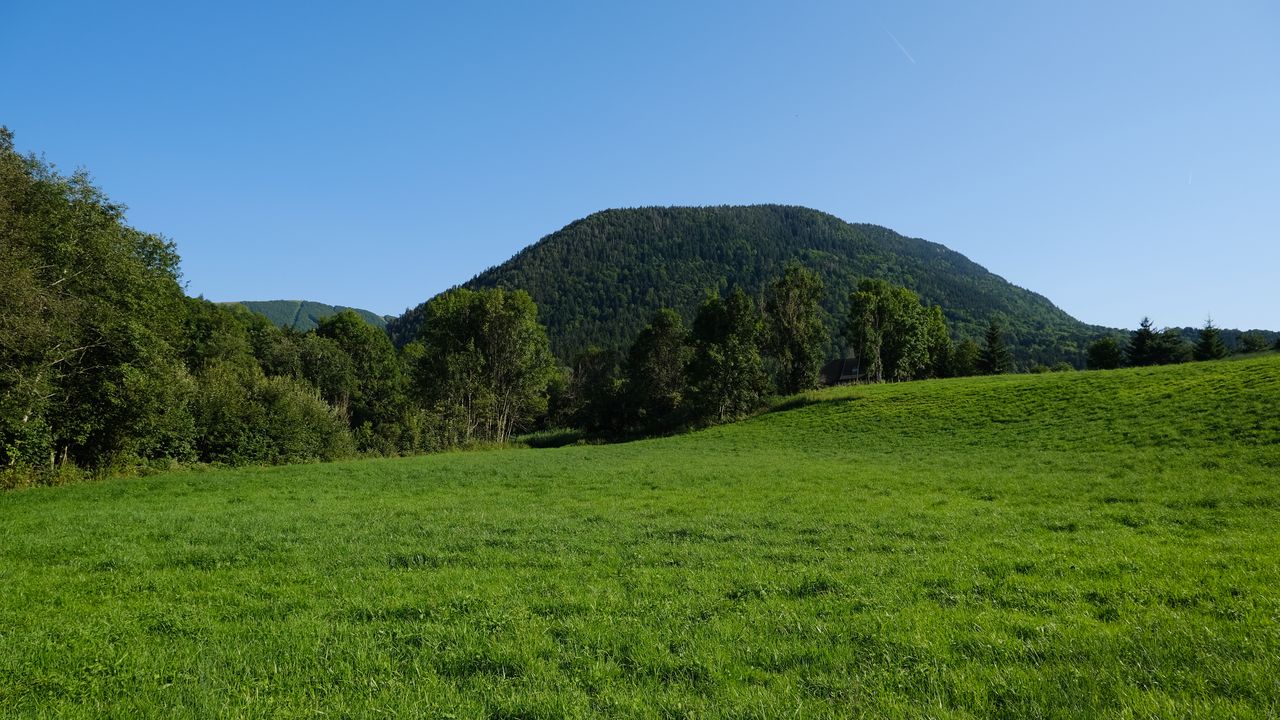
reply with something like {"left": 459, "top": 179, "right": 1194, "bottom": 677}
{"left": 515, "top": 429, "right": 587, "bottom": 448}
{"left": 765, "top": 391, "right": 857, "bottom": 415}
{"left": 516, "top": 387, "right": 861, "bottom": 450}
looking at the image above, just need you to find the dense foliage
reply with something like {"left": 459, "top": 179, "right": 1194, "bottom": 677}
{"left": 1085, "top": 336, "right": 1125, "bottom": 370}
{"left": 410, "top": 288, "right": 558, "bottom": 446}
{"left": 687, "top": 288, "right": 772, "bottom": 423}
{"left": 1, "top": 127, "right": 191, "bottom": 473}
{"left": 1126, "top": 317, "right": 1191, "bottom": 366}
{"left": 845, "top": 279, "right": 950, "bottom": 382}
{"left": 1081, "top": 315, "right": 1277, "bottom": 373}
{"left": 1193, "top": 320, "right": 1230, "bottom": 361}
{"left": 389, "top": 206, "right": 1111, "bottom": 367}
{"left": 0, "top": 131, "right": 550, "bottom": 483}
{"left": 1170, "top": 325, "right": 1279, "bottom": 352}
{"left": 763, "top": 264, "right": 829, "bottom": 393}
{"left": 622, "top": 309, "right": 691, "bottom": 431}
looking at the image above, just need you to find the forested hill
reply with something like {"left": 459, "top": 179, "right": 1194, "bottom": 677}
{"left": 233, "top": 300, "right": 390, "bottom": 331}
{"left": 388, "top": 205, "right": 1106, "bottom": 366}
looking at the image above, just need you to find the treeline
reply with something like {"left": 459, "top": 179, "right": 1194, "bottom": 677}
{"left": 1085, "top": 318, "right": 1278, "bottom": 371}
{"left": 1, "top": 130, "right": 560, "bottom": 485}
{"left": 0, "top": 125, "right": 1039, "bottom": 485}
{"left": 550, "top": 269, "right": 1023, "bottom": 438}
{"left": 4, "top": 129, "right": 1272, "bottom": 485}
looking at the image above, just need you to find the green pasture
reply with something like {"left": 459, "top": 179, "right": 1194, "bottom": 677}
{"left": 2, "top": 355, "right": 1277, "bottom": 718}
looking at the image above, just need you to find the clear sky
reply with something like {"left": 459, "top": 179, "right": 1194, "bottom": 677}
{"left": 3, "top": 1, "right": 1277, "bottom": 330}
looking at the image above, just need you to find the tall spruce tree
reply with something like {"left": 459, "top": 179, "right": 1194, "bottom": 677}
{"left": 1152, "top": 328, "right": 1191, "bottom": 365}
{"left": 1193, "top": 319, "right": 1230, "bottom": 361}
{"left": 979, "top": 319, "right": 1013, "bottom": 375}
{"left": 1126, "top": 317, "right": 1158, "bottom": 366}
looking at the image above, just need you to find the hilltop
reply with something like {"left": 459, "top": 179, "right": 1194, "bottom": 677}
{"left": 232, "top": 300, "right": 391, "bottom": 331}
{"left": 388, "top": 205, "right": 1108, "bottom": 366}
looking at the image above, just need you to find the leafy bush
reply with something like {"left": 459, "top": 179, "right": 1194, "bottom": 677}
{"left": 193, "top": 364, "right": 352, "bottom": 465}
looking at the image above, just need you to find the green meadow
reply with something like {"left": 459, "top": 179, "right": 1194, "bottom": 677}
{"left": 2, "top": 355, "right": 1278, "bottom": 719}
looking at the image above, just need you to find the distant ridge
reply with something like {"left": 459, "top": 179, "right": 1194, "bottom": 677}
{"left": 231, "top": 300, "right": 391, "bottom": 332}
{"left": 389, "top": 205, "right": 1109, "bottom": 366}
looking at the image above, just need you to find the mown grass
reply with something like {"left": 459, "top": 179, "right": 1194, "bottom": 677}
{"left": 1, "top": 354, "right": 1278, "bottom": 718}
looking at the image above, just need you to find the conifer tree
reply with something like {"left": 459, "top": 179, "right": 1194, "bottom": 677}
{"left": 1152, "top": 328, "right": 1191, "bottom": 365}
{"left": 1193, "top": 319, "right": 1230, "bottom": 361}
{"left": 1126, "top": 317, "right": 1158, "bottom": 366}
{"left": 979, "top": 319, "right": 1013, "bottom": 375}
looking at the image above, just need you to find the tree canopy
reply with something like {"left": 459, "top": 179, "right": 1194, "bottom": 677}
{"left": 412, "top": 288, "right": 557, "bottom": 446}
{"left": 688, "top": 288, "right": 771, "bottom": 423}
{"left": 845, "top": 279, "right": 951, "bottom": 382}
{"left": 763, "top": 264, "right": 829, "bottom": 394}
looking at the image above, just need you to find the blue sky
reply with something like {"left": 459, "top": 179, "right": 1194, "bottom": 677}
{"left": 3, "top": 1, "right": 1277, "bottom": 330}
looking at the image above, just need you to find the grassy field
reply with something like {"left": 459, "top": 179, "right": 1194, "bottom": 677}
{"left": 2, "top": 355, "right": 1278, "bottom": 718}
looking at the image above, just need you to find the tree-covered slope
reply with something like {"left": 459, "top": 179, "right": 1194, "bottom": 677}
{"left": 233, "top": 300, "right": 390, "bottom": 332}
{"left": 389, "top": 206, "right": 1106, "bottom": 366}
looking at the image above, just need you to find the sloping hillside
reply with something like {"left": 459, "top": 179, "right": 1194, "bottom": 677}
{"left": 754, "top": 351, "right": 1278, "bottom": 451}
{"left": 2, "top": 354, "right": 1277, "bottom": 717}
{"left": 389, "top": 206, "right": 1108, "bottom": 366}
{"left": 233, "top": 300, "right": 390, "bottom": 331}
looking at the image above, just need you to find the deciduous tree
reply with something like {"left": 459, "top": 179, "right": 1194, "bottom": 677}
{"left": 624, "top": 309, "right": 691, "bottom": 430}
{"left": 1238, "top": 332, "right": 1269, "bottom": 354}
{"left": 414, "top": 288, "right": 557, "bottom": 445}
{"left": 763, "top": 264, "right": 828, "bottom": 394}
{"left": 1086, "top": 337, "right": 1124, "bottom": 370}
{"left": 844, "top": 279, "right": 948, "bottom": 383}
{"left": 689, "top": 288, "right": 770, "bottom": 422}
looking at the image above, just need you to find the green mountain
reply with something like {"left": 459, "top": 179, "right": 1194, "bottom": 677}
{"left": 232, "top": 300, "right": 391, "bottom": 332}
{"left": 388, "top": 205, "right": 1107, "bottom": 366}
